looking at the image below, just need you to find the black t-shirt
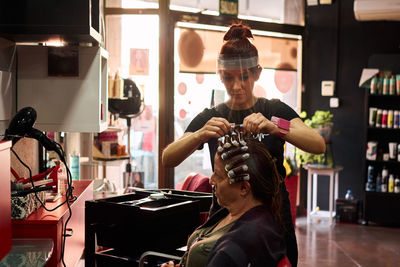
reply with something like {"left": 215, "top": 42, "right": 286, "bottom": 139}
{"left": 185, "top": 98, "right": 299, "bottom": 178}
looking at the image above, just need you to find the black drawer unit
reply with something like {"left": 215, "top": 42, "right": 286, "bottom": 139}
{"left": 85, "top": 189, "right": 212, "bottom": 267}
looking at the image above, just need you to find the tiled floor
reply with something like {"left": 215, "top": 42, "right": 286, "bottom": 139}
{"left": 296, "top": 217, "right": 400, "bottom": 267}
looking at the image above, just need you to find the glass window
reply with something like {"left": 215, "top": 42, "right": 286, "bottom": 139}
{"left": 106, "top": 14, "right": 159, "bottom": 189}
{"left": 106, "top": 0, "right": 159, "bottom": 9}
{"left": 169, "top": 0, "right": 304, "bottom": 26}
{"left": 174, "top": 25, "right": 302, "bottom": 186}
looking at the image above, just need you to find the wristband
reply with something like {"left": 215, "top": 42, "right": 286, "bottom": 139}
{"left": 271, "top": 116, "right": 290, "bottom": 137}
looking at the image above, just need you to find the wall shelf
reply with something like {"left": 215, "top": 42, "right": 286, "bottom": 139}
{"left": 17, "top": 45, "right": 108, "bottom": 133}
{"left": 362, "top": 54, "right": 400, "bottom": 225}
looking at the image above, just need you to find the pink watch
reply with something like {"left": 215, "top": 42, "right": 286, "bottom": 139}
{"left": 271, "top": 116, "right": 290, "bottom": 137}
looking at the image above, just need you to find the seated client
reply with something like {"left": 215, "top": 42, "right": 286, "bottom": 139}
{"left": 162, "top": 132, "right": 287, "bottom": 267}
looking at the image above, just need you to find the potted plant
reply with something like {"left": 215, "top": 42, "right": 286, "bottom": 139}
{"left": 302, "top": 110, "right": 333, "bottom": 143}
{"left": 295, "top": 110, "right": 334, "bottom": 167}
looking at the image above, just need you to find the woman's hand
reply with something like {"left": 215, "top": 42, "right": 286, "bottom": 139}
{"left": 196, "top": 117, "right": 232, "bottom": 143}
{"left": 160, "top": 261, "right": 180, "bottom": 267}
{"left": 242, "top": 113, "right": 276, "bottom": 135}
{"left": 162, "top": 117, "right": 231, "bottom": 168}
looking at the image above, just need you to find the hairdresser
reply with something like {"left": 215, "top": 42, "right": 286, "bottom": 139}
{"left": 162, "top": 22, "right": 326, "bottom": 266}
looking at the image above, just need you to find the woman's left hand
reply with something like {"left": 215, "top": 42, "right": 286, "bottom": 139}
{"left": 242, "top": 113, "right": 275, "bottom": 135}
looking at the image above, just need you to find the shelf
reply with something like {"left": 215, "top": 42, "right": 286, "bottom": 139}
{"left": 81, "top": 159, "right": 129, "bottom": 167}
{"left": 366, "top": 160, "right": 400, "bottom": 166}
{"left": 92, "top": 156, "right": 130, "bottom": 162}
{"left": 365, "top": 191, "right": 400, "bottom": 197}
{"left": 363, "top": 54, "right": 400, "bottom": 225}
{"left": 104, "top": 126, "right": 125, "bottom": 133}
{"left": 17, "top": 46, "right": 108, "bottom": 132}
{"left": 369, "top": 94, "right": 400, "bottom": 98}
{"left": 91, "top": 144, "right": 130, "bottom": 162}
{"left": 367, "top": 127, "right": 400, "bottom": 131}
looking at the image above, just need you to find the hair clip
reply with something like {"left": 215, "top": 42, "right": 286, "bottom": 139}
{"left": 223, "top": 135, "right": 232, "bottom": 149}
{"left": 217, "top": 137, "right": 224, "bottom": 152}
{"left": 230, "top": 131, "right": 240, "bottom": 146}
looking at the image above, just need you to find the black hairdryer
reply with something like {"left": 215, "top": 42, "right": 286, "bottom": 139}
{"left": 108, "top": 78, "right": 143, "bottom": 118}
{"left": 4, "top": 107, "right": 64, "bottom": 160}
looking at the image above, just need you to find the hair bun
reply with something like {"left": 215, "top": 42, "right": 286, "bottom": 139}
{"left": 224, "top": 23, "right": 253, "bottom": 41}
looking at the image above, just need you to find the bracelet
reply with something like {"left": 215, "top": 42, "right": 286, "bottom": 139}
{"left": 271, "top": 116, "right": 290, "bottom": 137}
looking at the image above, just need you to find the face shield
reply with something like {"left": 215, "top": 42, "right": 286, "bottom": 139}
{"left": 216, "top": 55, "right": 260, "bottom": 107}
{"left": 217, "top": 55, "right": 259, "bottom": 72}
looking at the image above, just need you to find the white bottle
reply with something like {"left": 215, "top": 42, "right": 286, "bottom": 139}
{"left": 388, "top": 174, "right": 394, "bottom": 193}
{"left": 345, "top": 189, "right": 354, "bottom": 200}
{"left": 69, "top": 151, "right": 80, "bottom": 181}
{"left": 381, "top": 167, "right": 388, "bottom": 193}
{"left": 394, "top": 176, "right": 400, "bottom": 193}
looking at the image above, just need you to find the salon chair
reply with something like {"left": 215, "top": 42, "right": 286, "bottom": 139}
{"left": 177, "top": 173, "right": 212, "bottom": 225}
{"left": 138, "top": 251, "right": 292, "bottom": 267}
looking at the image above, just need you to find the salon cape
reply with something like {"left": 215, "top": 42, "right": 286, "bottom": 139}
{"left": 202, "top": 205, "right": 286, "bottom": 267}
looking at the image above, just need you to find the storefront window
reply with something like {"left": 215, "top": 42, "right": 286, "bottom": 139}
{"left": 169, "top": 0, "right": 304, "bottom": 25}
{"left": 106, "top": 14, "right": 159, "bottom": 188}
{"left": 106, "top": 0, "right": 159, "bottom": 9}
{"left": 106, "top": 0, "right": 304, "bottom": 25}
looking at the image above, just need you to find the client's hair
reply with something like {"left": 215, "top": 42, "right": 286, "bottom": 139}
{"left": 217, "top": 134, "right": 283, "bottom": 223}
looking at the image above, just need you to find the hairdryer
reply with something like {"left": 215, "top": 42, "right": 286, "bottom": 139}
{"left": 4, "top": 107, "right": 64, "bottom": 161}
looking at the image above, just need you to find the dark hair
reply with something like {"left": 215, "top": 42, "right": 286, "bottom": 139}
{"left": 220, "top": 22, "right": 259, "bottom": 64}
{"left": 218, "top": 136, "right": 283, "bottom": 223}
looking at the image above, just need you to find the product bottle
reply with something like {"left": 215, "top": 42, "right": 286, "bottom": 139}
{"left": 345, "top": 189, "right": 354, "bottom": 200}
{"left": 388, "top": 174, "right": 394, "bottom": 193}
{"left": 377, "top": 73, "right": 383, "bottom": 94}
{"left": 381, "top": 110, "right": 388, "bottom": 128}
{"left": 390, "top": 75, "right": 396, "bottom": 95}
{"left": 381, "top": 166, "right": 388, "bottom": 193}
{"left": 370, "top": 76, "right": 377, "bottom": 94}
{"left": 394, "top": 110, "right": 399, "bottom": 129}
{"left": 397, "top": 144, "right": 400, "bottom": 162}
{"left": 382, "top": 75, "right": 389, "bottom": 95}
{"left": 397, "top": 75, "right": 400, "bottom": 95}
{"left": 366, "top": 165, "right": 375, "bottom": 191}
{"left": 376, "top": 109, "right": 382, "bottom": 128}
{"left": 376, "top": 173, "right": 382, "bottom": 192}
{"left": 388, "top": 110, "right": 394, "bottom": 128}
{"left": 69, "top": 151, "right": 80, "bottom": 181}
{"left": 395, "top": 176, "right": 400, "bottom": 193}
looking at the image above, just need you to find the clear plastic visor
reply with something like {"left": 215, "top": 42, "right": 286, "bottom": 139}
{"left": 217, "top": 56, "right": 259, "bottom": 71}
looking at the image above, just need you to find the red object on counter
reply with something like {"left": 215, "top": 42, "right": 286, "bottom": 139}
{"left": 12, "top": 180, "right": 93, "bottom": 266}
{"left": 12, "top": 164, "right": 60, "bottom": 193}
{"left": 0, "top": 141, "right": 12, "bottom": 261}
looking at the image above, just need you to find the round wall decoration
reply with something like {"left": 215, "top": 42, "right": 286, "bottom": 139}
{"left": 178, "top": 29, "right": 205, "bottom": 68}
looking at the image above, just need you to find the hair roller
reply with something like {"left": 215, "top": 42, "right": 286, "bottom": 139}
{"left": 221, "top": 145, "right": 248, "bottom": 160}
{"left": 224, "top": 153, "right": 250, "bottom": 171}
{"left": 227, "top": 164, "right": 248, "bottom": 178}
{"left": 229, "top": 174, "right": 250, "bottom": 184}
{"left": 230, "top": 131, "right": 240, "bottom": 146}
{"left": 223, "top": 135, "right": 232, "bottom": 149}
{"left": 217, "top": 137, "right": 224, "bottom": 152}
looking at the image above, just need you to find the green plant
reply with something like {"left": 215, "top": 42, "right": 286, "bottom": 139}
{"left": 295, "top": 147, "right": 327, "bottom": 167}
{"left": 295, "top": 110, "right": 335, "bottom": 167}
{"left": 300, "top": 110, "right": 333, "bottom": 128}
